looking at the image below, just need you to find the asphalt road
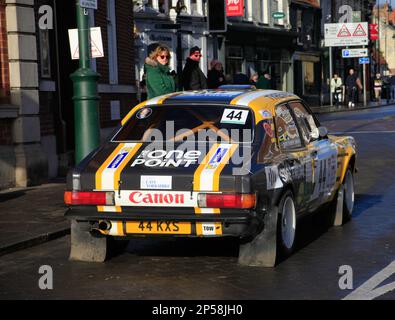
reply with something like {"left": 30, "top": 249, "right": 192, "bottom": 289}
{"left": 1, "top": 106, "right": 395, "bottom": 300}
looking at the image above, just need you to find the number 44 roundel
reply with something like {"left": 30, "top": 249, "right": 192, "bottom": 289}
{"left": 221, "top": 109, "right": 249, "bottom": 125}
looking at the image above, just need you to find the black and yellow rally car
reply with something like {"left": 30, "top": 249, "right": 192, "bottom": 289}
{"left": 64, "top": 87, "right": 356, "bottom": 267}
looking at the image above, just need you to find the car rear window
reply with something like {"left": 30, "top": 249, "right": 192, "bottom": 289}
{"left": 112, "top": 105, "right": 254, "bottom": 143}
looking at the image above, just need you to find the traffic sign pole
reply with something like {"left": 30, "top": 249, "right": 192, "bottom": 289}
{"left": 363, "top": 47, "right": 367, "bottom": 107}
{"left": 329, "top": 47, "right": 333, "bottom": 106}
{"left": 70, "top": 2, "right": 100, "bottom": 164}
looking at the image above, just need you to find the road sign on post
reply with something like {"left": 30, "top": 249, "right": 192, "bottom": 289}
{"left": 359, "top": 57, "right": 370, "bottom": 64}
{"left": 70, "top": 3, "right": 100, "bottom": 164}
{"left": 342, "top": 48, "right": 368, "bottom": 58}
{"left": 79, "top": 0, "right": 97, "bottom": 10}
{"left": 68, "top": 27, "right": 104, "bottom": 59}
{"left": 325, "top": 22, "right": 368, "bottom": 47}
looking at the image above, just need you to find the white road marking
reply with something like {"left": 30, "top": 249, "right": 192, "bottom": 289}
{"left": 343, "top": 260, "right": 395, "bottom": 300}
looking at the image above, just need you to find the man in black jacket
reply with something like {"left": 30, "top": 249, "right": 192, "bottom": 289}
{"left": 181, "top": 46, "right": 207, "bottom": 91}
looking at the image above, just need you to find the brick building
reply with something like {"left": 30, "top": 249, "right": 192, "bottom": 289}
{"left": 0, "top": 0, "right": 137, "bottom": 189}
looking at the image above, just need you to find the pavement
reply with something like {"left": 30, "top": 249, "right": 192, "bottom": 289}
{"left": 0, "top": 181, "right": 69, "bottom": 257}
{"left": 310, "top": 99, "right": 394, "bottom": 114}
{"left": 0, "top": 99, "right": 392, "bottom": 258}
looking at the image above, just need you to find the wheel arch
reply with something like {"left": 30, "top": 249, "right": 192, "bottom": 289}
{"left": 340, "top": 153, "right": 356, "bottom": 184}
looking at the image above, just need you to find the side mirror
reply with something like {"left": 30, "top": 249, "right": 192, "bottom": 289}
{"left": 318, "top": 126, "right": 328, "bottom": 139}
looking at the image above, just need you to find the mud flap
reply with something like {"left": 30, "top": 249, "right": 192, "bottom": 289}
{"left": 238, "top": 207, "right": 278, "bottom": 267}
{"left": 69, "top": 220, "right": 108, "bottom": 262}
{"left": 334, "top": 186, "right": 344, "bottom": 227}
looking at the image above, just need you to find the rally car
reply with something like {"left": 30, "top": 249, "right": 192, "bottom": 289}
{"left": 64, "top": 86, "right": 356, "bottom": 267}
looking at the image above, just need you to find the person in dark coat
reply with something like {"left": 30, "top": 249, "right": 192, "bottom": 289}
{"left": 207, "top": 60, "right": 226, "bottom": 89}
{"left": 181, "top": 46, "right": 207, "bottom": 90}
{"left": 345, "top": 69, "right": 362, "bottom": 108}
{"left": 145, "top": 44, "right": 176, "bottom": 99}
{"left": 256, "top": 73, "right": 272, "bottom": 89}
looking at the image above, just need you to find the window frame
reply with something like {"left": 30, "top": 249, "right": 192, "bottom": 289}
{"left": 274, "top": 102, "right": 305, "bottom": 152}
{"left": 111, "top": 104, "right": 256, "bottom": 144}
{"left": 287, "top": 100, "right": 320, "bottom": 145}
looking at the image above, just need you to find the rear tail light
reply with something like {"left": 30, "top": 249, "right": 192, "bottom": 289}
{"left": 64, "top": 191, "right": 114, "bottom": 206}
{"left": 197, "top": 193, "right": 256, "bottom": 209}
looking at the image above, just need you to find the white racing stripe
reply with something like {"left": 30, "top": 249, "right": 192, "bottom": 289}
{"left": 100, "top": 143, "right": 138, "bottom": 190}
{"left": 145, "top": 93, "right": 177, "bottom": 105}
{"left": 233, "top": 90, "right": 278, "bottom": 106}
{"left": 195, "top": 144, "right": 234, "bottom": 235}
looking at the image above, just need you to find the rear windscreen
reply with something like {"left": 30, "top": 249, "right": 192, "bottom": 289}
{"left": 112, "top": 105, "right": 254, "bottom": 143}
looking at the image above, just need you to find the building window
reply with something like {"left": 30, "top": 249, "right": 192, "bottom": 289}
{"left": 226, "top": 46, "right": 244, "bottom": 77}
{"left": 263, "top": 0, "right": 269, "bottom": 24}
{"left": 191, "top": 0, "right": 197, "bottom": 14}
{"left": 39, "top": 29, "right": 51, "bottom": 78}
{"left": 107, "top": 0, "right": 118, "bottom": 84}
{"left": 296, "top": 9, "right": 303, "bottom": 45}
{"left": 253, "top": 1, "right": 262, "bottom": 22}
{"left": 303, "top": 61, "right": 315, "bottom": 95}
{"left": 159, "top": 0, "right": 170, "bottom": 13}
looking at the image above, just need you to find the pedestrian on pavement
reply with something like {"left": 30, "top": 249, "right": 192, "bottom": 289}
{"left": 330, "top": 73, "right": 343, "bottom": 107}
{"left": 181, "top": 46, "right": 207, "bottom": 91}
{"left": 233, "top": 72, "right": 249, "bottom": 85}
{"left": 389, "top": 73, "right": 395, "bottom": 102}
{"left": 250, "top": 73, "right": 259, "bottom": 87}
{"left": 256, "top": 72, "right": 272, "bottom": 89}
{"left": 374, "top": 73, "right": 383, "bottom": 103}
{"left": 144, "top": 44, "right": 176, "bottom": 99}
{"left": 139, "top": 73, "right": 147, "bottom": 102}
{"left": 346, "top": 69, "right": 362, "bottom": 108}
{"left": 208, "top": 60, "right": 226, "bottom": 89}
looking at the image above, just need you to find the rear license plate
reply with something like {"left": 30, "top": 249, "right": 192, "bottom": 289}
{"left": 125, "top": 221, "right": 191, "bottom": 235}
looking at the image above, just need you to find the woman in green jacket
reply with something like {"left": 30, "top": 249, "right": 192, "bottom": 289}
{"left": 145, "top": 45, "right": 176, "bottom": 99}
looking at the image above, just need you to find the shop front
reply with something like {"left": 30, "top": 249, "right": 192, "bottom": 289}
{"left": 224, "top": 24, "right": 298, "bottom": 92}
{"left": 292, "top": 52, "right": 321, "bottom": 105}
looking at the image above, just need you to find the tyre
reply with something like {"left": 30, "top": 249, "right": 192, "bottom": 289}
{"left": 238, "top": 191, "right": 296, "bottom": 267}
{"left": 69, "top": 220, "right": 128, "bottom": 262}
{"left": 333, "top": 167, "right": 355, "bottom": 226}
{"left": 277, "top": 191, "right": 297, "bottom": 257}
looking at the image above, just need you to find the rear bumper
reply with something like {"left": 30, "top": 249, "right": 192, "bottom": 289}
{"left": 65, "top": 207, "right": 261, "bottom": 238}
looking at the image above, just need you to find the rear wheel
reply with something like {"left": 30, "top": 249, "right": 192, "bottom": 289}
{"left": 277, "top": 191, "right": 297, "bottom": 257}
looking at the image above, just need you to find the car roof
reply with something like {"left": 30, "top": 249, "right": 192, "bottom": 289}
{"left": 122, "top": 88, "right": 301, "bottom": 125}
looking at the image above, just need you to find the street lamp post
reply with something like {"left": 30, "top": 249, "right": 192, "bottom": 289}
{"left": 70, "top": 2, "right": 101, "bottom": 164}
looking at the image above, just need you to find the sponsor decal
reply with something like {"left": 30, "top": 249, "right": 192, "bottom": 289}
{"left": 220, "top": 109, "right": 249, "bottom": 125}
{"left": 131, "top": 150, "right": 201, "bottom": 168}
{"left": 259, "top": 110, "right": 272, "bottom": 119}
{"left": 136, "top": 107, "right": 152, "bottom": 119}
{"left": 129, "top": 191, "right": 185, "bottom": 205}
{"left": 107, "top": 151, "right": 129, "bottom": 169}
{"left": 263, "top": 122, "right": 274, "bottom": 138}
{"left": 207, "top": 147, "right": 229, "bottom": 169}
{"left": 140, "top": 175, "right": 172, "bottom": 190}
{"left": 116, "top": 191, "right": 198, "bottom": 207}
{"left": 265, "top": 166, "right": 284, "bottom": 190}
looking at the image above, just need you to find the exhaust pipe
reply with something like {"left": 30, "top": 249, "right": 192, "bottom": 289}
{"left": 98, "top": 220, "right": 112, "bottom": 231}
